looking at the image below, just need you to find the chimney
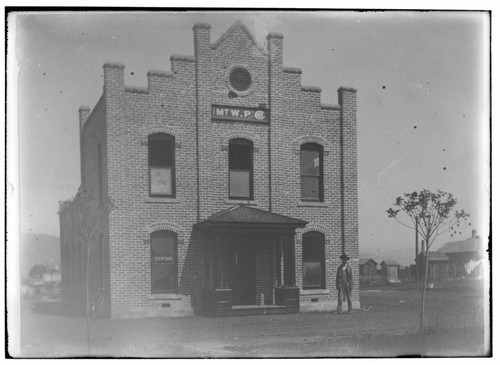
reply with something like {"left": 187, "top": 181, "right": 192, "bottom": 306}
{"left": 78, "top": 106, "right": 91, "bottom": 131}
{"left": 267, "top": 32, "right": 284, "bottom": 66}
{"left": 103, "top": 62, "right": 125, "bottom": 93}
{"left": 472, "top": 230, "right": 477, "bottom": 238}
{"left": 193, "top": 23, "right": 211, "bottom": 57}
{"left": 78, "top": 106, "right": 91, "bottom": 187}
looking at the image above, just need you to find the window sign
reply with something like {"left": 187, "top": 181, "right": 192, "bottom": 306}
{"left": 153, "top": 255, "right": 174, "bottom": 263}
{"left": 230, "top": 170, "right": 250, "bottom": 198}
{"left": 150, "top": 167, "right": 172, "bottom": 195}
{"left": 313, "top": 157, "right": 320, "bottom": 168}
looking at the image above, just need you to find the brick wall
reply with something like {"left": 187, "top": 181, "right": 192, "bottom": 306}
{"left": 267, "top": 32, "right": 359, "bottom": 309}
{"left": 104, "top": 58, "right": 199, "bottom": 316}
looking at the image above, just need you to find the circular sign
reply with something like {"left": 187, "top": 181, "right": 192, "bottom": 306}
{"left": 254, "top": 110, "right": 265, "bottom": 120}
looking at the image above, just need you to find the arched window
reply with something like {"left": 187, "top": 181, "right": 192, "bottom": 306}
{"left": 300, "top": 143, "right": 323, "bottom": 201}
{"left": 148, "top": 133, "right": 175, "bottom": 197}
{"left": 150, "top": 230, "right": 178, "bottom": 293}
{"left": 302, "top": 232, "right": 326, "bottom": 289}
{"left": 228, "top": 138, "right": 253, "bottom": 200}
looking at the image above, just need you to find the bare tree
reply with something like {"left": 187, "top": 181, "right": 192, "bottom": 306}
{"left": 60, "top": 189, "right": 115, "bottom": 355}
{"left": 386, "top": 189, "right": 469, "bottom": 333}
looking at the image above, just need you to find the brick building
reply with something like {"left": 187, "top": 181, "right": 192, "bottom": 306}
{"left": 59, "top": 21, "right": 359, "bottom": 318}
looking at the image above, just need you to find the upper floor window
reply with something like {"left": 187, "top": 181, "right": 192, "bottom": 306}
{"left": 300, "top": 143, "right": 323, "bottom": 201}
{"left": 302, "top": 231, "right": 326, "bottom": 289}
{"left": 229, "top": 138, "right": 253, "bottom": 200}
{"left": 148, "top": 133, "right": 175, "bottom": 197}
{"left": 150, "top": 230, "right": 178, "bottom": 293}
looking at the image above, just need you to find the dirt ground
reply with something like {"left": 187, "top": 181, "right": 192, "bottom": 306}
{"left": 14, "top": 279, "right": 489, "bottom": 358}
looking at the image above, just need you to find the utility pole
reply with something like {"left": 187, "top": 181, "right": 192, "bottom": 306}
{"left": 415, "top": 216, "right": 419, "bottom": 281}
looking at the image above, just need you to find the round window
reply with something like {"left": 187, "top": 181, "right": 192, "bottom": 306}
{"left": 229, "top": 67, "right": 252, "bottom": 92}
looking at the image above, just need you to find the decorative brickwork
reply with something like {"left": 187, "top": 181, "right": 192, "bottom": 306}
{"left": 296, "top": 223, "right": 329, "bottom": 236}
{"left": 220, "top": 130, "right": 262, "bottom": 151}
{"left": 293, "top": 135, "right": 332, "bottom": 155}
{"left": 143, "top": 125, "right": 182, "bottom": 148}
{"left": 145, "top": 221, "right": 185, "bottom": 238}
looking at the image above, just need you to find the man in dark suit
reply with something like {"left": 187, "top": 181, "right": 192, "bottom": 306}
{"left": 336, "top": 253, "right": 353, "bottom": 314}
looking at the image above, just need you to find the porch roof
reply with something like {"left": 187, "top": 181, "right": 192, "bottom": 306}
{"left": 194, "top": 204, "right": 308, "bottom": 233}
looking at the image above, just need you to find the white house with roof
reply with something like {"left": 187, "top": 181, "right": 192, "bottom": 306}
{"left": 437, "top": 230, "right": 485, "bottom": 278}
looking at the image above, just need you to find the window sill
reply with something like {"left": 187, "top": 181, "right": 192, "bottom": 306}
{"left": 298, "top": 201, "right": 329, "bottom": 207}
{"left": 300, "top": 289, "right": 330, "bottom": 295}
{"left": 225, "top": 199, "right": 258, "bottom": 206}
{"left": 145, "top": 197, "right": 181, "bottom": 204}
{"left": 148, "top": 293, "right": 183, "bottom": 300}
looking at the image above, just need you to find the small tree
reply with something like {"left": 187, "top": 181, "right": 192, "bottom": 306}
{"left": 386, "top": 189, "right": 469, "bottom": 333}
{"left": 62, "top": 189, "right": 115, "bottom": 355}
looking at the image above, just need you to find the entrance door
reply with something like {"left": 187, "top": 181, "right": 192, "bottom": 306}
{"left": 228, "top": 241, "right": 256, "bottom": 305}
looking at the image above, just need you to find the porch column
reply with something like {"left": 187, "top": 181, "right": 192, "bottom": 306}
{"left": 214, "top": 234, "right": 222, "bottom": 289}
{"left": 223, "top": 235, "right": 229, "bottom": 289}
{"left": 288, "top": 233, "right": 296, "bottom": 286}
{"left": 208, "top": 233, "right": 216, "bottom": 290}
{"left": 213, "top": 235, "right": 218, "bottom": 289}
{"left": 204, "top": 234, "right": 210, "bottom": 290}
{"left": 276, "top": 235, "right": 283, "bottom": 287}
{"left": 283, "top": 234, "right": 296, "bottom": 287}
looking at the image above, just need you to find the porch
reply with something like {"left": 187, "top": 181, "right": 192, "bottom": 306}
{"left": 195, "top": 205, "right": 307, "bottom": 316}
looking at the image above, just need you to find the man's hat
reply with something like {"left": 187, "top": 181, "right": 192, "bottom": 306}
{"left": 340, "top": 253, "right": 350, "bottom": 261}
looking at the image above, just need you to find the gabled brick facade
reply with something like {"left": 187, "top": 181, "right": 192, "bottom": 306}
{"left": 59, "top": 21, "right": 359, "bottom": 318}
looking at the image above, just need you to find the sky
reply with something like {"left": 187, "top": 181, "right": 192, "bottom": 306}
{"left": 9, "top": 10, "right": 490, "bottom": 265}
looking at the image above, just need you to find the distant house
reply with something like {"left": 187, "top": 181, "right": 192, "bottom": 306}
{"left": 42, "top": 267, "right": 62, "bottom": 285}
{"left": 417, "top": 251, "right": 450, "bottom": 282}
{"left": 359, "top": 258, "right": 378, "bottom": 277}
{"left": 437, "top": 230, "right": 484, "bottom": 278}
{"left": 398, "top": 266, "right": 411, "bottom": 281}
{"left": 380, "top": 260, "right": 400, "bottom": 282}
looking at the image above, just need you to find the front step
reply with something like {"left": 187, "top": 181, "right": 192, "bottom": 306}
{"left": 213, "top": 305, "right": 299, "bottom": 317}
